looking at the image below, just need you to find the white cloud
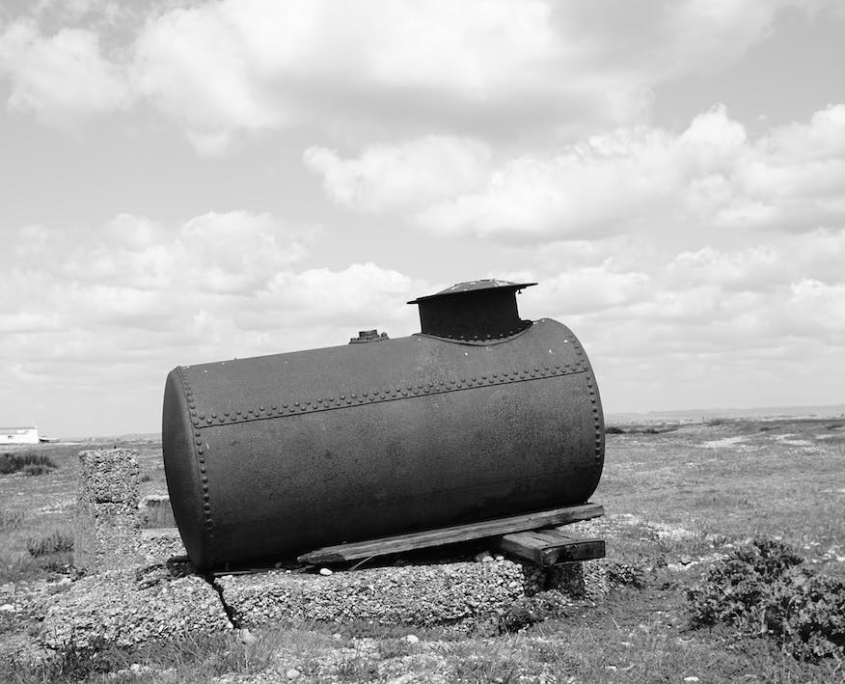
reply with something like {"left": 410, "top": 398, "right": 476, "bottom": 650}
{"left": 5, "top": 0, "right": 835, "bottom": 149}
{"left": 0, "top": 19, "right": 131, "bottom": 122}
{"left": 306, "top": 104, "right": 845, "bottom": 241}
{"left": 303, "top": 136, "right": 492, "bottom": 212}
{"left": 0, "top": 213, "right": 424, "bottom": 401}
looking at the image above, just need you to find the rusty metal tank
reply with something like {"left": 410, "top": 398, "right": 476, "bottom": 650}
{"left": 162, "top": 280, "right": 604, "bottom": 571}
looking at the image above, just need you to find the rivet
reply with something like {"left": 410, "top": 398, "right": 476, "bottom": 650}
{"left": 194, "top": 431, "right": 201, "bottom": 438}
{"left": 259, "top": 406, "right": 265, "bottom": 412}
{"left": 351, "top": 393, "right": 357, "bottom": 399}
{"left": 195, "top": 439, "right": 202, "bottom": 446}
{"left": 199, "top": 466, "right": 206, "bottom": 474}
{"left": 305, "top": 401, "right": 311, "bottom": 407}
{"left": 197, "top": 448, "right": 204, "bottom": 455}
{"left": 481, "top": 375, "right": 487, "bottom": 380}
{"left": 205, "top": 418, "right": 212, "bottom": 424}
{"left": 591, "top": 398, "right": 597, "bottom": 404}
{"left": 191, "top": 410, "right": 197, "bottom": 417}
{"left": 236, "top": 410, "right": 242, "bottom": 415}
{"left": 271, "top": 405, "right": 277, "bottom": 410}
{"left": 362, "top": 392, "right": 368, "bottom": 398}
{"left": 294, "top": 402, "right": 300, "bottom": 407}
{"left": 346, "top": 398, "right": 352, "bottom": 404}
{"left": 413, "top": 388, "right": 419, "bottom": 394}
{"left": 340, "top": 395, "right": 345, "bottom": 400}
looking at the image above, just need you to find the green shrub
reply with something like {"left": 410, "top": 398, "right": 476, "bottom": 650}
{"left": 687, "top": 539, "right": 845, "bottom": 660}
{"left": 0, "top": 451, "right": 57, "bottom": 475}
{"left": 26, "top": 530, "right": 74, "bottom": 558}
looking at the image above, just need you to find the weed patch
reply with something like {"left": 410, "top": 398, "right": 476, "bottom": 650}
{"left": 0, "top": 452, "right": 57, "bottom": 476}
{"left": 687, "top": 539, "right": 845, "bottom": 660}
{"left": 26, "top": 530, "right": 74, "bottom": 558}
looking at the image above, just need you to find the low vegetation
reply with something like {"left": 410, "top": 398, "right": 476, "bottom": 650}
{"left": 0, "top": 421, "right": 844, "bottom": 682}
{"left": 688, "top": 539, "right": 845, "bottom": 660}
{"left": 0, "top": 452, "right": 57, "bottom": 476}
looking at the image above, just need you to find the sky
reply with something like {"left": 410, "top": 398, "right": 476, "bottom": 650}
{"left": 1, "top": 0, "right": 844, "bottom": 437}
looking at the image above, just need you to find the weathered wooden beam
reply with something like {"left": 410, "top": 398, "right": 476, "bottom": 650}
{"left": 297, "top": 502, "right": 604, "bottom": 565}
{"left": 494, "top": 529, "right": 605, "bottom": 567}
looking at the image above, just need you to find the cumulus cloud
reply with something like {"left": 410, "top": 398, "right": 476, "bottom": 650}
{"left": 0, "top": 213, "right": 424, "bottom": 395}
{"left": 3, "top": 0, "right": 837, "bottom": 149}
{"left": 303, "top": 136, "right": 492, "bottom": 212}
{"left": 306, "top": 105, "right": 845, "bottom": 242}
{"left": 0, "top": 19, "right": 131, "bottom": 123}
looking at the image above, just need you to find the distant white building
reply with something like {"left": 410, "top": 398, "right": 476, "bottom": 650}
{"left": 1, "top": 426, "right": 40, "bottom": 444}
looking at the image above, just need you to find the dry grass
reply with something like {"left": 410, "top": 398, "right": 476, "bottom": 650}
{"left": 0, "top": 439, "right": 167, "bottom": 583}
{"left": 1, "top": 419, "right": 845, "bottom": 682}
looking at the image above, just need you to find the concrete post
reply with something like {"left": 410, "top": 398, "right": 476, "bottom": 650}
{"left": 74, "top": 449, "right": 142, "bottom": 573}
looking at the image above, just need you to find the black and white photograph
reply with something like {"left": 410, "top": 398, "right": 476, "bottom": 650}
{"left": 1, "top": 1, "right": 844, "bottom": 681}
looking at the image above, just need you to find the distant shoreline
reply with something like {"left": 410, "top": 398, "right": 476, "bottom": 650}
{"left": 607, "top": 403, "right": 845, "bottom": 424}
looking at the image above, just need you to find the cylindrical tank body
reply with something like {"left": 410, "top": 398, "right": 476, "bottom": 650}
{"left": 163, "top": 282, "right": 604, "bottom": 571}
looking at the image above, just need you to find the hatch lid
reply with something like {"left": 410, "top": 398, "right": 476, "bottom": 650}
{"left": 408, "top": 279, "right": 536, "bottom": 342}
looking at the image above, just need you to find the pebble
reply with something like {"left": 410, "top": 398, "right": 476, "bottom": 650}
{"left": 403, "top": 634, "right": 420, "bottom": 644}
{"left": 240, "top": 628, "right": 258, "bottom": 644}
{"left": 0, "top": 604, "right": 15, "bottom": 612}
{"left": 286, "top": 667, "right": 301, "bottom": 679}
{"left": 319, "top": 568, "right": 333, "bottom": 576}
{"left": 683, "top": 678, "right": 700, "bottom": 683}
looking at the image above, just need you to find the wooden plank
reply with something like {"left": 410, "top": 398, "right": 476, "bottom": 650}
{"left": 495, "top": 529, "right": 606, "bottom": 567}
{"left": 297, "top": 503, "right": 604, "bottom": 565}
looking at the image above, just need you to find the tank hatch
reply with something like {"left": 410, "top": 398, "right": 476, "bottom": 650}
{"left": 408, "top": 279, "right": 537, "bottom": 341}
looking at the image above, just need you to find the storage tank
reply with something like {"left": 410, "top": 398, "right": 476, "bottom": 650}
{"left": 162, "top": 280, "right": 604, "bottom": 571}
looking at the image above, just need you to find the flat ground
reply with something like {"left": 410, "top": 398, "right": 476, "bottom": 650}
{"left": 1, "top": 417, "right": 844, "bottom": 683}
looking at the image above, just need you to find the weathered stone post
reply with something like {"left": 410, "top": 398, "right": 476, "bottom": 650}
{"left": 74, "top": 449, "right": 142, "bottom": 573}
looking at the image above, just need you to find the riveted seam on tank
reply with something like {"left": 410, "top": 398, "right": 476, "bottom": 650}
{"left": 178, "top": 366, "right": 215, "bottom": 565}
{"left": 189, "top": 362, "right": 592, "bottom": 429}
{"left": 583, "top": 371, "right": 604, "bottom": 464}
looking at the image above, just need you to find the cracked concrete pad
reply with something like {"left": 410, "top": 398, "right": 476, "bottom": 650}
{"left": 41, "top": 568, "right": 231, "bottom": 650}
{"left": 216, "top": 560, "right": 526, "bottom": 630}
